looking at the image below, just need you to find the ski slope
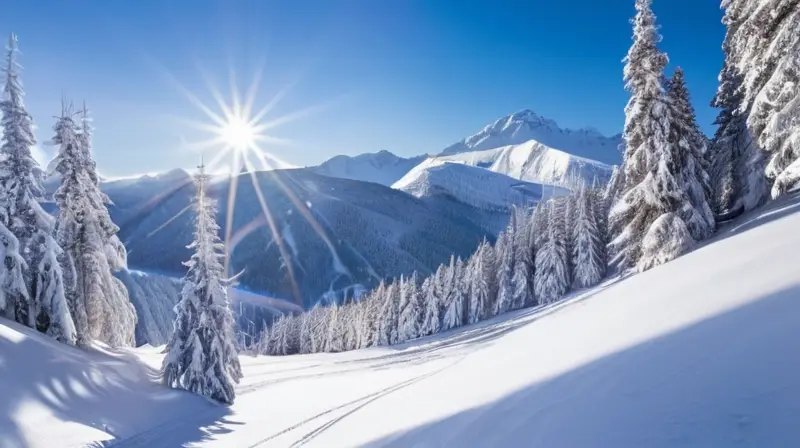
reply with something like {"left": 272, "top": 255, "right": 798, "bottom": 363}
{"left": 3, "top": 192, "right": 800, "bottom": 447}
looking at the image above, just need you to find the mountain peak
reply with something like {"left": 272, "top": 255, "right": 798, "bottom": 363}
{"left": 441, "top": 110, "right": 622, "bottom": 165}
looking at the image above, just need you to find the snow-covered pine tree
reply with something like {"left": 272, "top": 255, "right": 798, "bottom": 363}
{"left": 0, "top": 34, "right": 75, "bottom": 344}
{"left": 162, "top": 162, "right": 242, "bottom": 405}
{"left": 326, "top": 301, "right": 345, "bottom": 352}
{"left": 397, "top": 272, "right": 422, "bottom": 343}
{"left": 52, "top": 103, "right": 136, "bottom": 347}
{"left": 511, "top": 209, "right": 533, "bottom": 310}
{"left": 442, "top": 258, "right": 466, "bottom": 331}
{"left": 608, "top": 0, "right": 695, "bottom": 272}
{"left": 667, "top": 68, "right": 715, "bottom": 241}
{"left": 741, "top": 2, "right": 800, "bottom": 199}
{"left": 377, "top": 280, "right": 399, "bottom": 346}
{"left": 467, "top": 242, "right": 490, "bottom": 324}
{"left": 534, "top": 201, "right": 570, "bottom": 303}
{"left": 493, "top": 228, "right": 513, "bottom": 316}
{"left": 571, "top": 185, "right": 605, "bottom": 289}
{"left": 419, "top": 276, "right": 440, "bottom": 336}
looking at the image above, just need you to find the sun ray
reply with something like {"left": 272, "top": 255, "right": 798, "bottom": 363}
{"left": 244, "top": 156, "right": 303, "bottom": 306}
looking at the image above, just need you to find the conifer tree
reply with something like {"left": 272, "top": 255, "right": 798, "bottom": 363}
{"left": 667, "top": 68, "right": 715, "bottom": 241}
{"left": 377, "top": 281, "right": 399, "bottom": 345}
{"left": 572, "top": 185, "right": 605, "bottom": 289}
{"left": 398, "top": 272, "right": 422, "bottom": 343}
{"left": 162, "top": 162, "right": 242, "bottom": 405}
{"left": 52, "top": 103, "right": 136, "bottom": 347}
{"left": 0, "top": 33, "right": 74, "bottom": 344}
{"left": 442, "top": 258, "right": 465, "bottom": 331}
{"left": 419, "top": 276, "right": 440, "bottom": 336}
{"left": 534, "top": 201, "right": 570, "bottom": 303}
{"left": 493, "top": 228, "right": 514, "bottom": 316}
{"left": 608, "top": 0, "right": 695, "bottom": 272}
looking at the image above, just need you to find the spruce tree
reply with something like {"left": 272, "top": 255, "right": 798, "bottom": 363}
{"left": 534, "top": 201, "right": 570, "bottom": 303}
{"left": 419, "top": 276, "right": 440, "bottom": 336}
{"left": 493, "top": 228, "right": 513, "bottom": 316}
{"left": 398, "top": 274, "right": 422, "bottom": 343}
{"left": 608, "top": 0, "right": 695, "bottom": 272}
{"left": 572, "top": 185, "right": 605, "bottom": 289}
{"left": 0, "top": 33, "right": 75, "bottom": 343}
{"left": 52, "top": 103, "right": 136, "bottom": 347}
{"left": 442, "top": 258, "right": 465, "bottom": 331}
{"left": 162, "top": 162, "right": 242, "bottom": 405}
{"left": 667, "top": 68, "right": 715, "bottom": 241}
{"left": 744, "top": 1, "right": 800, "bottom": 198}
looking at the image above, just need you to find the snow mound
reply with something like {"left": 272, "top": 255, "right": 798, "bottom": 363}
{"left": 5, "top": 192, "right": 800, "bottom": 447}
{"left": 392, "top": 158, "right": 565, "bottom": 210}
{"left": 436, "top": 139, "right": 614, "bottom": 188}
{"left": 313, "top": 150, "right": 427, "bottom": 186}
{"left": 441, "top": 109, "right": 623, "bottom": 165}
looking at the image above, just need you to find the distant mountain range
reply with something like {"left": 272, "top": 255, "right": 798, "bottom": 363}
{"left": 46, "top": 109, "right": 620, "bottom": 312}
{"left": 311, "top": 109, "right": 619, "bottom": 190}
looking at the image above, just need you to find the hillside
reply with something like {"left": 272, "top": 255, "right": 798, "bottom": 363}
{"left": 98, "top": 169, "right": 504, "bottom": 308}
{"left": 4, "top": 190, "right": 799, "bottom": 447}
{"left": 440, "top": 109, "right": 623, "bottom": 165}
{"left": 435, "top": 139, "right": 614, "bottom": 187}
{"left": 393, "top": 158, "right": 566, "bottom": 210}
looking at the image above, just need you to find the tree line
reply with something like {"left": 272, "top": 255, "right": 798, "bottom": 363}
{"left": 251, "top": 183, "right": 607, "bottom": 356}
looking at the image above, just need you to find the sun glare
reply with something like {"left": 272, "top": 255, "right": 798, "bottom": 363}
{"left": 220, "top": 114, "right": 256, "bottom": 151}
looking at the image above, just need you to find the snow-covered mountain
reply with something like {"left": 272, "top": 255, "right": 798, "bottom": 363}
{"left": 88, "top": 169, "right": 506, "bottom": 309}
{"left": 441, "top": 109, "right": 623, "bottom": 165}
{"left": 5, "top": 190, "right": 800, "bottom": 447}
{"left": 393, "top": 158, "right": 567, "bottom": 210}
{"left": 436, "top": 139, "right": 614, "bottom": 188}
{"left": 313, "top": 150, "right": 427, "bottom": 186}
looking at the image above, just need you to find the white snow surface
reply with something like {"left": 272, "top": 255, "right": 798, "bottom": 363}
{"left": 3, "top": 192, "right": 800, "bottom": 447}
{"left": 435, "top": 139, "right": 614, "bottom": 188}
{"left": 441, "top": 109, "right": 623, "bottom": 165}
{"left": 392, "top": 158, "right": 566, "bottom": 210}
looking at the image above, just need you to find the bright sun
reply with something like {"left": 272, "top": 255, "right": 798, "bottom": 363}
{"left": 220, "top": 115, "right": 257, "bottom": 151}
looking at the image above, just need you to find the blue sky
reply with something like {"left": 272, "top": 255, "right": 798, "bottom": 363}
{"left": 1, "top": 0, "right": 725, "bottom": 177}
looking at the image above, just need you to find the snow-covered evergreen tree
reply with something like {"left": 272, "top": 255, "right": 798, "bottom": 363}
{"left": 511, "top": 211, "right": 533, "bottom": 310}
{"left": 608, "top": 0, "right": 695, "bottom": 272}
{"left": 397, "top": 272, "right": 422, "bottom": 343}
{"left": 493, "top": 228, "right": 513, "bottom": 316}
{"left": 667, "top": 68, "right": 715, "bottom": 241}
{"left": 52, "top": 103, "right": 136, "bottom": 347}
{"left": 534, "top": 201, "right": 570, "bottom": 303}
{"left": 0, "top": 34, "right": 75, "bottom": 344}
{"left": 377, "top": 280, "right": 399, "bottom": 346}
{"left": 162, "top": 162, "right": 242, "bottom": 405}
{"left": 742, "top": 2, "right": 800, "bottom": 199}
{"left": 467, "top": 242, "right": 491, "bottom": 324}
{"left": 572, "top": 185, "right": 605, "bottom": 289}
{"left": 419, "top": 276, "right": 440, "bottom": 336}
{"left": 442, "top": 258, "right": 466, "bottom": 331}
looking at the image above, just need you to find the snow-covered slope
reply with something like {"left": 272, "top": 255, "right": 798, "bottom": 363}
{"left": 6, "top": 191, "right": 800, "bottom": 447}
{"left": 441, "top": 109, "right": 623, "bottom": 165}
{"left": 436, "top": 139, "right": 614, "bottom": 187}
{"left": 393, "top": 158, "right": 566, "bottom": 210}
{"left": 313, "top": 150, "right": 427, "bottom": 186}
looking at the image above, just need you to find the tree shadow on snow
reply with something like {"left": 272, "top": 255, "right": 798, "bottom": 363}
{"left": 365, "top": 285, "right": 800, "bottom": 447}
{"left": 0, "top": 320, "right": 235, "bottom": 448}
